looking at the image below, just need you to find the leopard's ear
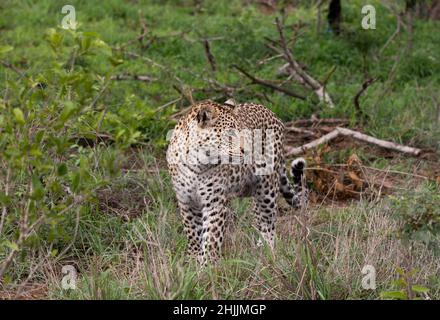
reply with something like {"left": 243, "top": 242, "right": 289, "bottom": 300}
{"left": 196, "top": 104, "right": 218, "bottom": 128}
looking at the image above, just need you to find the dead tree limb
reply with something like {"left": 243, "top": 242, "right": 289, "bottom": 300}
{"left": 232, "top": 64, "right": 306, "bottom": 100}
{"left": 274, "top": 18, "right": 335, "bottom": 108}
{"left": 285, "top": 127, "right": 422, "bottom": 157}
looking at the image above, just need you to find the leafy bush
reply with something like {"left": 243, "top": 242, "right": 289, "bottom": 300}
{"left": 0, "top": 27, "right": 170, "bottom": 283}
{"left": 380, "top": 267, "right": 430, "bottom": 300}
{"left": 390, "top": 185, "right": 440, "bottom": 255}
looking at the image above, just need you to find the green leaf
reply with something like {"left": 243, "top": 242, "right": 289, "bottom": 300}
{"left": 71, "top": 172, "right": 81, "bottom": 193}
{"left": 109, "top": 56, "right": 124, "bottom": 66}
{"left": 0, "top": 45, "right": 13, "bottom": 54}
{"left": 31, "top": 174, "right": 44, "bottom": 200}
{"left": 30, "top": 147, "right": 43, "bottom": 157}
{"left": 0, "top": 191, "right": 11, "bottom": 205}
{"left": 13, "top": 108, "right": 25, "bottom": 125}
{"left": 45, "top": 29, "right": 64, "bottom": 52}
{"left": 2, "top": 274, "right": 12, "bottom": 285}
{"left": 396, "top": 267, "right": 406, "bottom": 277}
{"left": 411, "top": 285, "right": 429, "bottom": 293}
{"left": 50, "top": 249, "right": 59, "bottom": 257}
{"left": 392, "top": 278, "right": 406, "bottom": 288}
{"left": 380, "top": 290, "right": 407, "bottom": 300}
{"left": 57, "top": 163, "right": 68, "bottom": 176}
{"left": 59, "top": 101, "right": 77, "bottom": 123}
{"left": 4, "top": 241, "right": 19, "bottom": 251}
{"left": 80, "top": 36, "right": 92, "bottom": 53}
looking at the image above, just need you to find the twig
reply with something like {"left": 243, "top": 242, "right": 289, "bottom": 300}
{"left": 288, "top": 118, "right": 349, "bottom": 127}
{"left": 380, "top": 2, "right": 404, "bottom": 56}
{"left": 286, "top": 126, "right": 318, "bottom": 136}
{"left": 16, "top": 243, "right": 53, "bottom": 295}
{"left": 170, "top": 105, "right": 192, "bottom": 120}
{"left": 118, "top": 14, "right": 150, "bottom": 50}
{"left": 203, "top": 39, "right": 216, "bottom": 72}
{"left": 353, "top": 77, "right": 377, "bottom": 120}
{"left": 53, "top": 205, "right": 82, "bottom": 263}
{"left": 285, "top": 127, "right": 422, "bottom": 156}
{"left": 320, "top": 163, "right": 434, "bottom": 181}
{"left": 173, "top": 84, "right": 195, "bottom": 105}
{"left": 232, "top": 64, "right": 306, "bottom": 100}
{"left": 257, "top": 54, "right": 283, "bottom": 66}
{"left": 111, "top": 74, "right": 155, "bottom": 82}
{"left": 0, "top": 167, "right": 11, "bottom": 236}
{"left": 0, "top": 60, "right": 26, "bottom": 78}
{"left": 0, "top": 181, "right": 32, "bottom": 281}
{"left": 156, "top": 97, "right": 182, "bottom": 112}
{"left": 123, "top": 50, "right": 185, "bottom": 88}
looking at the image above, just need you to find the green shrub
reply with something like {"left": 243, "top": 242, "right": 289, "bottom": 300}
{"left": 390, "top": 185, "right": 440, "bottom": 254}
{"left": 0, "top": 27, "right": 169, "bottom": 283}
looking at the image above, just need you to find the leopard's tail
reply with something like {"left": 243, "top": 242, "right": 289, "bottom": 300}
{"left": 279, "top": 157, "right": 308, "bottom": 209}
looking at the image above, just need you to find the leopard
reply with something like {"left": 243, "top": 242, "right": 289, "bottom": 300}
{"left": 166, "top": 100, "right": 308, "bottom": 265}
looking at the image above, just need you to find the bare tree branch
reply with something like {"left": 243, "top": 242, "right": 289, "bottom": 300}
{"left": 232, "top": 64, "right": 306, "bottom": 100}
{"left": 203, "top": 39, "right": 216, "bottom": 72}
{"left": 273, "top": 18, "right": 335, "bottom": 107}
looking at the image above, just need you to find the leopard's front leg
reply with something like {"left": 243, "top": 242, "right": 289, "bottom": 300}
{"left": 177, "top": 201, "right": 203, "bottom": 259}
{"left": 198, "top": 188, "right": 228, "bottom": 266}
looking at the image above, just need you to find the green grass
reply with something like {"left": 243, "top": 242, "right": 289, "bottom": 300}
{"left": 1, "top": 0, "right": 440, "bottom": 300}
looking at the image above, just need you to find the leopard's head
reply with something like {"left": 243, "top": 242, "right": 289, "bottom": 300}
{"left": 185, "top": 101, "right": 246, "bottom": 167}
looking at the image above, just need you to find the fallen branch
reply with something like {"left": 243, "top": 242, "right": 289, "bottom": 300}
{"left": 285, "top": 127, "right": 422, "bottom": 157}
{"left": 286, "top": 129, "right": 340, "bottom": 156}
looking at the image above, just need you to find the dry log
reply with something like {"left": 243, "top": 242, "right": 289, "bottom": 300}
{"left": 285, "top": 127, "right": 422, "bottom": 157}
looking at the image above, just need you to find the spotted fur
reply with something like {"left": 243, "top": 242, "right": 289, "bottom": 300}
{"left": 166, "top": 101, "right": 307, "bottom": 265}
